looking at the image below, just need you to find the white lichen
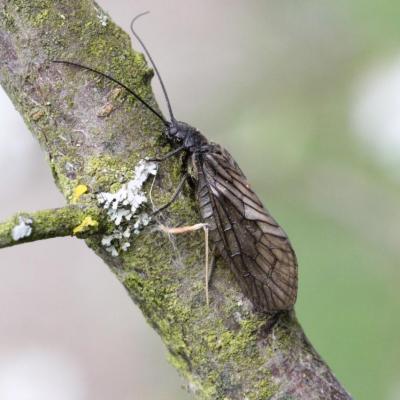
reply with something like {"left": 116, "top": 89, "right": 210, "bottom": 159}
{"left": 97, "top": 13, "right": 108, "bottom": 26}
{"left": 94, "top": 4, "right": 109, "bottom": 27}
{"left": 12, "top": 217, "right": 33, "bottom": 241}
{"left": 98, "top": 160, "right": 158, "bottom": 256}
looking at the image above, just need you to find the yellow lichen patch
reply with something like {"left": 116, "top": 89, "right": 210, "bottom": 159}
{"left": 73, "top": 216, "right": 98, "bottom": 235}
{"left": 71, "top": 184, "right": 88, "bottom": 203}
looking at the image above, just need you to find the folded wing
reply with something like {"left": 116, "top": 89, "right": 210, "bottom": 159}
{"left": 196, "top": 146, "right": 298, "bottom": 312}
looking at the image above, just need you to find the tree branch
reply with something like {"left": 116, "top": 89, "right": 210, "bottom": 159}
{"left": 0, "top": 1, "right": 352, "bottom": 399}
{"left": 0, "top": 205, "right": 104, "bottom": 249}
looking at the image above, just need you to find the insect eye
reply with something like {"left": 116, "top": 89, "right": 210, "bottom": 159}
{"left": 170, "top": 127, "right": 178, "bottom": 135}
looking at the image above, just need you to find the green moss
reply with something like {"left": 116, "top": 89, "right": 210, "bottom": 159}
{"left": 120, "top": 240, "right": 277, "bottom": 399}
{"left": 218, "top": 318, "right": 263, "bottom": 360}
{"left": 50, "top": 160, "right": 78, "bottom": 199}
{"left": 86, "top": 36, "right": 108, "bottom": 59}
{"left": 66, "top": 96, "right": 74, "bottom": 109}
{"left": 271, "top": 312, "right": 299, "bottom": 352}
{"left": 247, "top": 378, "right": 278, "bottom": 400}
{"left": 0, "top": 8, "right": 16, "bottom": 31}
{"left": 85, "top": 154, "right": 142, "bottom": 192}
{"left": 33, "top": 8, "right": 49, "bottom": 26}
{"left": 10, "top": 0, "right": 61, "bottom": 30}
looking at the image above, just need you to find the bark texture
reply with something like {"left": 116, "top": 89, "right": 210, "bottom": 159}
{"left": 0, "top": 1, "right": 352, "bottom": 399}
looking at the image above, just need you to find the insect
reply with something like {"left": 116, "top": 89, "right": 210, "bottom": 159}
{"left": 54, "top": 12, "right": 298, "bottom": 312}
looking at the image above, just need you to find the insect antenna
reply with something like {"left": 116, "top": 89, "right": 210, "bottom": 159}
{"left": 130, "top": 12, "right": 175, "bottom": 122}
{"left": 52, "top": 60, "right": 168, "bottom": 126}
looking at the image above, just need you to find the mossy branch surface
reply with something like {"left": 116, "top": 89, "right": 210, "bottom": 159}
{"left": 0, "top": 205, "right": 104, "bottom": 249}
{"left": 0, "top": 1, "right": 352, "bottom": 399}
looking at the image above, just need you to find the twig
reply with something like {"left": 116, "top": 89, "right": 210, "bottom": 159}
{"left": 0, "top": 206, "right": 104, "bottom": 249}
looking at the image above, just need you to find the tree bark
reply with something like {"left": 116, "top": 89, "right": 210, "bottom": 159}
{"left": 0, "top": 1, "right": 352, "bottom": 399}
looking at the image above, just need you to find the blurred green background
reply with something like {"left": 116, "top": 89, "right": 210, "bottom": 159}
{"left": 1, "top": 1, "right": 400, "bottom": 399}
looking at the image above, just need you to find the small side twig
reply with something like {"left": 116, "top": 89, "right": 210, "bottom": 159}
{"left": 0, "top": 206, "right": 106, "bottom": 249}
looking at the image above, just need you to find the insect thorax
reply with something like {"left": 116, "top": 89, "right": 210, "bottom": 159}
{"left": 167, "top": 120, "right": 208, "bottom": 151}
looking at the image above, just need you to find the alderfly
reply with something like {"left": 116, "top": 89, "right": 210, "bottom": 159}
{"left": 53, "top": 12, "right": 298, "bottom": 312}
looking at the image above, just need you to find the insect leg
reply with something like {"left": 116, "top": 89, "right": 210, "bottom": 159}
{"left": 159, "top": 223, "right": 208, "bottom": 234}
{"left": 146, "top": 145, "right": 185, "bottom": 162}
{"left": 207, "top": 247, "right": 217, "bottom": 286}
{"left": 159, "top": 223, "right": 211, "bottom": 306}
{"left": 151, "top": 172, "right": 189, "bottom": 215}
{"left": 205, "top": 226, "right": 209, "bottom": 306}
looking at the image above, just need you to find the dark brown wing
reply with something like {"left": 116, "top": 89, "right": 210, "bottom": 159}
{"left": 195, "top": 145, "right": 298, "bottom": 312}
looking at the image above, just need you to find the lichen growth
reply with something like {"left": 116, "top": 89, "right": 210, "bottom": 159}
{"left": 85, "top": 155, "right": 139, "bottom": 192}
{"left": 73, "top": 215, "right": 98, "bottom": 235}
{"left": 97, "top": 159, "right": 157, "bottom": 256}
{"left": 247, "top": 378, "right": 278, "bottom": 400}
{"left": 11, "top": 216, "right": 33, "bottom": 240}
{"left": 71, "top": 184, "right": 88, "bottom": 204}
